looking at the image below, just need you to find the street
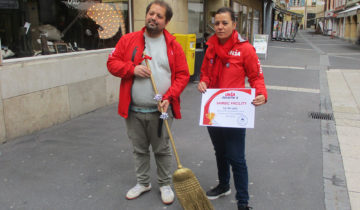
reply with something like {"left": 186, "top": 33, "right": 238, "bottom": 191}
{"left": 0, "top": 30, "right": 359, "bottom": 210}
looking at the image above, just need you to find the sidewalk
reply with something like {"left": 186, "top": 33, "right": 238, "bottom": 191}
{"left": 297, "top": 29, "right": 360, "bottom": 210}
{"left": 327, "top": 69, "right": 360, "bottom": 210}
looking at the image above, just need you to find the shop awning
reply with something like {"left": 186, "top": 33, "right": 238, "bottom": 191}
{"left": 274, "top": 5, "right": 303, "bottom": 18}
{"left": 337, "top": 5, "right": 360, "bottom": 18}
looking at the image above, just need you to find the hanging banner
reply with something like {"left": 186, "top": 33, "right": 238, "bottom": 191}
{"left": 199, "top": 88, "right": 255, "bottom": 128}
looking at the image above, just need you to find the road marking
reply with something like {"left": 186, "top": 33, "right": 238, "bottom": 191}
{"left": 316, "top": 43, "right": 349, "bottom": 46}
{"left": 269, "top": 46, "right": 313, "bottom": 51}
{"left": 331, "top": 55, "right": 360, "bottom": 61}
{"left": 329, "top": 68, "right": 360, "bottom": 71}
{"left": 328, "top": 52, "right": 360, "bottom": 55}
{"left": 261, "top": 64, "right": 305, "bottom": 70}
{"left": 245, "top": 84, "right": 320, "bottom": 94}
{"left": 266, "top": 85, "right": 320, "bottom": 93}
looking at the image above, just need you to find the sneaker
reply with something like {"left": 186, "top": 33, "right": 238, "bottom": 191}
{"left": 238, "top": 205, "right": 252, "bottom": 210}
{"left": 159, "top": 185, "right": 174, "bottom": 205}
{"left": 126, "top": 183, "right": 151, "bottom": 200}
{"left": 206, "top": 184, "right": 231, "bottom": 200}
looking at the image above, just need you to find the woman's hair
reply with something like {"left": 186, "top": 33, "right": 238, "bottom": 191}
{"left": 146, "top": 0, "right": 173, "bottom": 22}
{"left": 215, "top": 7, "right": 235, "bottom": 22}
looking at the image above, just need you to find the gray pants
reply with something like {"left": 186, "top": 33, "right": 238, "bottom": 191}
{"left": 125, "top": 110, "right": 173, "bottom": 187}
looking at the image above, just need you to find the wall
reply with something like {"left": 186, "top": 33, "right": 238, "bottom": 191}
{"left": 132, "top": 0, "right": 188, "bottom": 33}
{"left": 0, "top": 49, "right": 120, "bottom": 143}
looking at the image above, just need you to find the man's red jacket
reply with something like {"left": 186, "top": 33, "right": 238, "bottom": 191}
{"left": 107, "top": 27, "right": 190, "bottom": 119}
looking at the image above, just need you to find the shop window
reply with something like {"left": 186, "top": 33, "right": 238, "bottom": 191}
{"left": 247, "top": 7, "right": 252, "bottom": 40}
{"left": 253, "top": 9, "right": 260, "bottom": 36}
{"left": 241, "top": 5, "right": 248, "bottom": 39}
{"left": 188, "top": 0, "right": 204, "bottom": 46}
{"left": 0, "top": 0, "right": 129, "bottom": 60}
{"left": 232, "top": 2, "right": 241, "bottom": 35}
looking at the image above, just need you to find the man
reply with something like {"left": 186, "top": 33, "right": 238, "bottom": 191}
{"left": 107, "top": 0, "right": 189, "bottom": 205}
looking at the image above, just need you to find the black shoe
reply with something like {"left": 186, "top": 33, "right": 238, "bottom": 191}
{"left": 238, "top": 205, "right": 252, "bottom": 210}
{"left": 206, "top": 184, "right": 231, "bottom": 200}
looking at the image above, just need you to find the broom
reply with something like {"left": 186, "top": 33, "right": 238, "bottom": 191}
{"left": 143, "top": 53, "right": 214, "bottom": 210}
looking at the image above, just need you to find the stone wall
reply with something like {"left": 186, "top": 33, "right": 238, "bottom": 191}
{"left": 0, "top": 49, "right": 120, "bottom": 143}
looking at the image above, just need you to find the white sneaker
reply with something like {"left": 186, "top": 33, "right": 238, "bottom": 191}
{"left": 126, "top": 183, "right": 151, "bottom": 200}
{"left": 160, "top": 185, "right": 175, "bottom": 205}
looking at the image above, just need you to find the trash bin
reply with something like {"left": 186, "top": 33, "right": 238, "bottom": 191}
{"left": 173, "top": 33, "right": 196, "bottom": 76}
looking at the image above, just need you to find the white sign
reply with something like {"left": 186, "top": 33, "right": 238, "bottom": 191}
{"left": 253, "top": 34, "right": 269, "bottom": 59}
{"left": 199, "top": 88, "right": 255, "bottom": 128}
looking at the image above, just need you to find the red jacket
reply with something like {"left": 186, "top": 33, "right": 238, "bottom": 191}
{"left": 200, "top": 31, "right": 267, "bottom": 100}
{"left": 107, "top": 28, "right": 189, "bottom": 119}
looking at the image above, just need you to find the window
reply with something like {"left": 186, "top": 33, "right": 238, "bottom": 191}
{"left": 188, "top": 0, "right": 204, "bottom": 39}
{"left": 0, "top": 0, "right": 129, "bottom": 60}
{"left": 253, "top": 9, "right": 260, "bottom": 36}
{"left": 232, "top": 2, "right": 261, "bottom": 43}
{"left": 292, "top": 0, "right": 300, "bottom": 6}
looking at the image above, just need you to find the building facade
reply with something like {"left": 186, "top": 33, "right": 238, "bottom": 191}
{"left": 321, "top": 0, "right": 360, "bottom": 42}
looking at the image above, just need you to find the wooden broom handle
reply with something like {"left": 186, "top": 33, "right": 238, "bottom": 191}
{"left": 143, "top": 53, "right": 183, "bottom": 169}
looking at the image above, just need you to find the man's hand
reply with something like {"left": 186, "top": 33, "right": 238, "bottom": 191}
{"left": 252, "top": 95, "right": 266, "bottom": 106}
{"left": 197, "top": 81, "right": 207, "bottom": 93}
{"left": 134, "top": 65, "right": 151, "bottom": 78}
{"left": 158, "top": 100, "right": 170, "bottom": 113}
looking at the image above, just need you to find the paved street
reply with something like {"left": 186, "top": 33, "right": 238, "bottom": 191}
{"left": 0, "top": 30, "right": 359, "bottom": 210}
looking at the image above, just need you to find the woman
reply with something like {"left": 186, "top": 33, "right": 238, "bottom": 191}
{"left": 197, "top": 7, "right": 267, "bottom": 210}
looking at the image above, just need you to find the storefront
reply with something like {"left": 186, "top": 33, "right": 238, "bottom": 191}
{"left": 271, "top": 6, "right": 303, "bottom": 41}
{"left": 231, "top": 0, "right": 262, "bottom": 43}
{"left": 337, "top": 5, "right": 360, "bottom": 42}
{"left": 0, "top": 0, "right": 130, "bottom": 60}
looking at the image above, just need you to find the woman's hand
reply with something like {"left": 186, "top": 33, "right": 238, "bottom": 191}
{"left": 252, "top": 95, "right": 266, "bottom": 106}
{"left": 197, "top": 81, "right": 207, "bottom": 93}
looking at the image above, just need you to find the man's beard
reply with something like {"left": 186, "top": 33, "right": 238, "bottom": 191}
{"left": 145, "top": 21, "right": 162, "bottom": 35}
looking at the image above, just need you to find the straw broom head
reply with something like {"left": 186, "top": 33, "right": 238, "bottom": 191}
{"left": 173, "top": 168, "right": 214, "bottom": 210}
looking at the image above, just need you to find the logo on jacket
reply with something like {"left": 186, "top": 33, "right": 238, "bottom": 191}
{"left": 258, "top": 59, "right": 263, "bottom": 74}
{"left": 229, "top": 50, "right": 241, "bottom": 56}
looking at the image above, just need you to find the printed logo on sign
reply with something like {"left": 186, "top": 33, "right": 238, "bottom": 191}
{"left": 229, "top": 50, "right": 241, "bottom": 56}
{"left": 225, "top": 92, "right": 235, "bottom": 97}
{"left": 237, "top": 114, "right": 248, "bottom": 126}
{"left": 222, "top": 91, "right": 238, "bottom": 99}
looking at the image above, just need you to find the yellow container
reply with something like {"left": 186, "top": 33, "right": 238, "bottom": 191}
{"left": 173, "top": 33, "right": 196, "bottom": 76}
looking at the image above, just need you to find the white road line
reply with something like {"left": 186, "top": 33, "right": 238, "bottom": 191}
{"left": 266, "top": 85, "right": 320, "bottom": 93}
{"left": 261, "top": 64, "right": 305, "bottom": 70}
{"left": 245, "top": 84, "right": 320, "bottom": 94}
{"left": 329, "top": 68, "right": 360, "bottom": 71}
{"left": 269, "top": 46, "right": 313, "bottom": 51}
{"left": 316, "top": 43, "right": 349, "bottom": 46}
{"left": 328, "top": 52, "right": 360, "bottom": 55}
